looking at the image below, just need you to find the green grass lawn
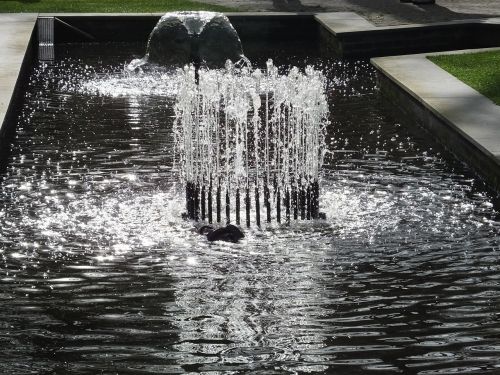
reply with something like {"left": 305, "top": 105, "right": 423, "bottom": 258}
{"left": 0, "top": 0, "right": 235, "bottom": 13}
{"left": 428, "top": 50, "right": 500, "bottom": 105}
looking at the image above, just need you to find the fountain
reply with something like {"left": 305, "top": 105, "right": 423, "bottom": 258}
{"left": 175, "top": 60, "right": 328, "bottom": 226}
{"left": 125, "top": 11, "right": 332, "bottom": 227}
{"left": 128, "top": 11, "right": 245, "bottom": 71}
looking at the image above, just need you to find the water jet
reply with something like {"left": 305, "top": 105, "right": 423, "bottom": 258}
{"left": 128, "top": 11, "right": 245, "bottom": 71}
{"left": 175, "top": 58, "right": 328, "bottom": 226}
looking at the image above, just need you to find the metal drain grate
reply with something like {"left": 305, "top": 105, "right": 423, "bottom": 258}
{"left": 38, "top": 17, "right": 54, "bottom": 61}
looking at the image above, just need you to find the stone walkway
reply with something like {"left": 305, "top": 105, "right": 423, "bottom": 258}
{"left": 207, "top": 0, "right": 500, "bottom": 26}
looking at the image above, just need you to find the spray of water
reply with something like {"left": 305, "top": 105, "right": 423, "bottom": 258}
{"left": 174, "top": 59, "right": 329, "bottom": 226}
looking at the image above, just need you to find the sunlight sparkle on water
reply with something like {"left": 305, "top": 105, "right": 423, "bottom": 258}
{"left": 1, "top": 45, "right": 500, "bottom": 375}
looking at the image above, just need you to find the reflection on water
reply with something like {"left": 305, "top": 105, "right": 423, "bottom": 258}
{"left": 1, "top": 44, "right": 500, "bottom": 374}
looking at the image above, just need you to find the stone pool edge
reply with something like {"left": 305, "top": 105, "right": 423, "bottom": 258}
{"left": 371, "top": 48, "right": 500, "bottom": 192}
{"left": 317, "top": 13, "right": 500, "bottom": 57}
{"left": 0, "top": 14, "right": 37, "bottom": 137}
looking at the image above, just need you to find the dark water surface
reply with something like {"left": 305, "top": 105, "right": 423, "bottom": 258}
{"left": 1, "top": 44, "right": 500, "bottom": 374}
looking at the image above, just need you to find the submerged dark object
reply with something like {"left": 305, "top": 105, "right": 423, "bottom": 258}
{"left": 130, "top": 11, "right": 245, "bottom": 69}
{"left": 198, "top": 224, "right": 245, "bottom": 243}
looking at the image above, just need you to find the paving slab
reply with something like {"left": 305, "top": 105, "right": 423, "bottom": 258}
{"left": 316, "top": 12, "right": 374, "bottom": 34}
{"left": 0, "top": 13, "right": 37, "bottom": 135}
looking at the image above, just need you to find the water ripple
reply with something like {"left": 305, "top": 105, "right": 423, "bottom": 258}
{"left": 1, "top": 43, "right": 500, "bottom": 374}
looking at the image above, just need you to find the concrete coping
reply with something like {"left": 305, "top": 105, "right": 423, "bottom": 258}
{"left": 316, "top": 12, "right": 500, "bottom": 34}
{"left": 371, "top": 47, "right": 500, "bottom": 161}
{"left": 0, "top": 14, "right": 37, "bottom": 135}
{"left": 315, "top": 12, "right": 375, "bottom": 34}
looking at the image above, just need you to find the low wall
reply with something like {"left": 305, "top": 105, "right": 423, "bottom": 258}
{"left": 319, "top": 17, "right": 500, "bottom": 58}
{"left": 374, "top": 54, "right": 500, "bottom": 193}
